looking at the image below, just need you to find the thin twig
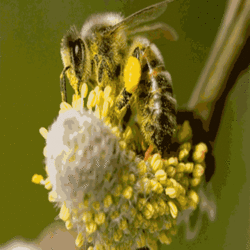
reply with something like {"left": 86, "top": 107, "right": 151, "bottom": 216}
{"left": 187, "top": 0, "right": 250, "bottom": 132}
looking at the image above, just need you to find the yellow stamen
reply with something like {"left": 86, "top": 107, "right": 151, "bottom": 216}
{"left": 44, "top": 178, "right": 52, "bottom": 190}
{"left": 81, "top": 83, "right": 88, "bottom": 98}
{"left": 87, "top": 90, "right": 96, "bottom": 109}
{"left": 104, "top": 85, "right": 112, "bottom": 99}
{"left": 95, "top": 212, "right": 106, "bottom": 225}
{"left": 39, "top": 127, "right": 48, "bottom": 139}
{"left": 59, "top": 102, "right": 72, "bottom": 114}
{"left": 168, "top": 201, "right": 178, "bottom": 219}
{"left": 59, "top": 202, "right": 70, "bottom": 221}
{"left": 48, "top": 191, "right": 57, "bottom": 202}
{"left": 65, "top": 220, "right": 73, "bottom": 230}
{"left": 31, "top": 174, "right": 44, "bottom": 184}
{"left": 86, "top": 222, "right": 97, "bottom": 234}
{"left": 103, "top": 194, "right": 113, "bottom": 208}
{"left": 123, "top": 186, "right": 133, "bottom": 199}
{"left": 75, "top": 232, "right": 84, "bottom": 248}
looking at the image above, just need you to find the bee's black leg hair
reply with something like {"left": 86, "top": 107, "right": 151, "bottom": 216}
{"left": 60, "top": 66, "right": 70, "bottom": 103}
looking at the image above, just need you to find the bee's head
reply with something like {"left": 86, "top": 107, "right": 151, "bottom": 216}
{"left": 60, "top": 26, "right": 91, "bottom": 84}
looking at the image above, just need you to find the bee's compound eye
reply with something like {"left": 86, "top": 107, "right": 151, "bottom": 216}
{"left": 70, "top": 38, "right": 85, "bottom": 80}
{"left": 72, "top": 38, "right": 84, "bottom": 66}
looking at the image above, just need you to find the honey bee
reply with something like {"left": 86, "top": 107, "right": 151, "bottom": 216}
{"left": 60, "top": 0, "right": 178, "bottom": 156}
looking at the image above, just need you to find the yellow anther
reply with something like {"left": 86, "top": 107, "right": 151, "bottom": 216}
{"left": 119, "top": 140, "right": 127, "bottom": 150}
{"left": 151, "top": 153, "right": 161, "bottom": 166}
{"left": 32, "top": 174, "right": 44, "bottom": 184}
{"left": 87, "top": 90, "right": 96, "bottom": 109}
{"left": 95, "top": 212, "right": 106, "bottom": 225}
{"left": 107, "top": 96, "right": 114, "bottom": 107}
{"left": 176, "top": 163, "right": 185, "bottom": 172}
{"left": 92, "top": 201, "right": 100, "bottom": 211}
{"left": 75, "top": 232, "right": 84, "bottom": 248}
{"left": 152, "top": 159, "right": 163, "bottom": 172}
{"left": 43, "top": 146, "right": 47, "bottom": 157}
{"left": 180, "top": 142, "right": 192, "bottom": 151}
{"left": 159, "top": 231, "right": 172, "bottom": 245}
{"left": 124, "top": 126, "right": 133, "bottom": 140}
{"left": 87, "top": 235, "right": 93, "bottom": 243}
{"left": 72, "top": 94, "right": 81, "bottom": 110}
{"left": 184, "top": 162, "right": 194, "bottom": 173}
{"left": 104, "top": 85, "right": 112, "bottom": 99}
{"left": 48, "top": 190, "right": 57, "bottom": 202}
{"left": 143, "top": 202, "right": 154, "bottom": 220}
{"left": 59, "top": 102, "right": 72, "bottom": 114}
{"left": 168, "top": 201, "right": 178, "bottom": 219}
{"left": 155, "top": 169, "right": 167, "bottom": 182}
{"left": 136, "top": 233, "right": 146, "bottom": 248}
{"left": 102, "top": 100, "right": 110, "bottom": 117}
{"left": 137, "top": 160, "right": 147, "bottom": 175}
{"left": 189, "top": 190, "right": 199, "bottom": 204}
{"left": 177, "top": 195, "right": 187, "bottom": 207}
{"left": 166, "top": 166, "right": 176, "bottom": 177}
{"left": 190, "top": 177, "right": 201, "bottom": 187}
{"left": 122, "top": 173, "right": 129, "bottom": 183}
{"left": 39, "top": 127, "right": 48, "bottom": 139}
{"left": 129, "top": 173, "right": 136, "bottom": 183}
{"left": 103, "top": 194, "right": 113, "bottom": 208}
{"left": 81, "top": 83, "right": 88, "bottom": 98}
{"left": 168, "top": 157, "right": 178, "bottom": 166}
{"left": 158, "top": 198, "right": 167, "bottom": 216}
{"left": 94, "top": 107, "right": 101, "bottom": 119}
{"left": 65, "top": 220, "right": 73, "bottom": 230}
{"left": 82, "top": 211, "right": 93, "bottom": 223}
{"left": 94, "top": 86, "right": 100, "bottom": 94}
{"left": 113, "top": 184, "right": 123, "bottom": 197}
{"left": 151, "top": 179, "right": 163, "bottom": 194}
{"left": 86, "top": 222, "right": 97, "bottom": 234}
{"left": 112, "top": 126, "right": 120, "bottom": 137}
{"left": 179, "top": 149, "right": 189, "bottom": 161}
{"left": 137, "top": 198, "right": 147, "bottom": 211}
{"left": 193, "top": 164, "right": 205, "bottom": 177}
{"left": 96, "top": 90, "right": 104, "bottom": 106}
{"left": 165, "top": 187, "right": 177, "bottom": 198}
{"left": 59, "top": 202, "right": 70, "bottom": 221}
{"left": 113, "top": 229, "right": 123, "bottom": 242}
{"left": 44, "top": 178, "right": 52, "bottom": 190}
{"left": 123, "top": 186, "right": 133, "bottom": 199}
{"left": 119, "top": 218, "right": 128, "bottom": 230}
{"left": 124, "top": 56, "right": 141, "bottom": 93}
{"left": 87, "top": 247, "right": 94, "bottom": 250}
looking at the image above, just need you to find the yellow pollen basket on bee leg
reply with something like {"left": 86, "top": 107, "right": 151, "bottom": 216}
{"left": 124, "top": 56, "right": 141, "bottom": 93}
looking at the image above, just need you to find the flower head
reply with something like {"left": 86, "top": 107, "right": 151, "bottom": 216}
{"left": 33, "top": 81, "right": 208, "bottom": 250}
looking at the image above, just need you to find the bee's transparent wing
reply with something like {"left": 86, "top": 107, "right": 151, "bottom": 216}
{"left": 110, "top": 0, "right": 173, "bottom": 33}
{"left": 127, "top": 22, "right": 178, "bottom": 41}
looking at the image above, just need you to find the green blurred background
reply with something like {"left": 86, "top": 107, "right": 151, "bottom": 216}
{"left": 1, "top": 0, "right": 249, "bottom": 249}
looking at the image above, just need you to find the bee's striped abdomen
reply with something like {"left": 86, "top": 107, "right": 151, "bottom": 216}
{"left": 137, "top": 44, "right": 177, "bottom": 154}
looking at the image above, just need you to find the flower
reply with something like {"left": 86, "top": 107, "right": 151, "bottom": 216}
{"left": 32, "top": 81, "right": 208, "bottom": 250}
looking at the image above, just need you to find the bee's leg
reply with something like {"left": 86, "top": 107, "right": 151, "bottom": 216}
{"left": 59, "top": 66, "right": 70, "bottom": 103}
{"left": 115, "top": 54, "right": 141, "bottom": 114}
{"left": 144, "top": 144, "right": 154, "bottom": 161}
